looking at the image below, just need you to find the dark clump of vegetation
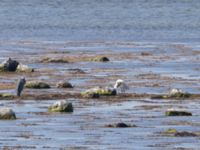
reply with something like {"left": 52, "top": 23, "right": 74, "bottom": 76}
{"left": 105, "top": 122, "right": 136, "bottom": 128}
{"left": 165, "top": 110, "right": 192, "bottom": 116}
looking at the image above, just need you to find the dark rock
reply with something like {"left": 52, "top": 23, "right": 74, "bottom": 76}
{"left": 105, "top": 122, "right": 136, "bottom": 128}
{"left": 0, "top": 58, "right": 19, "bottom": 72}
{"left": 116, "top": 122, "right": 129, "bottom": 128}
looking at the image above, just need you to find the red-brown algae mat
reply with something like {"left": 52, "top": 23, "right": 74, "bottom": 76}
{"left": 0, "top": 41, "right": 199, "bottom": 149}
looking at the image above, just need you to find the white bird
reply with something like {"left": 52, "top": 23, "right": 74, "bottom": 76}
{"left": 113, "top": 79, "right": 129, "bottom": 93}
{"left": 169, "top": 88, "right": 183, "bottom": 96}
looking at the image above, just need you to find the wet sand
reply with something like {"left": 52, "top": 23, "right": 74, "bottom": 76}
{"left": 0, "top": 41, "right": 200, "bottom": 149}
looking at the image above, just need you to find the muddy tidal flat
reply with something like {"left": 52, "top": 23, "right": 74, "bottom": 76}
{"left": 0, "top": 41, "right": 200, "bottom": 150}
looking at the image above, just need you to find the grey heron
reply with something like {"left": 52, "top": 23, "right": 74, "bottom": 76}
{"left": 16, "top": 77, "right": 26, "bottom": 97}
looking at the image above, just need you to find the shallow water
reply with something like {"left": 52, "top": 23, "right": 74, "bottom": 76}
{"left": 0, "top": 0, "right": 200, "bottom": 149}
{"left": 1, "top": 98, "right": 200, "bottom": 150}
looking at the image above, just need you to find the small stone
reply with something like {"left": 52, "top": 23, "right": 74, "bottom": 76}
{"left": 0, "top": 107, "right": 16, "bottom": 120}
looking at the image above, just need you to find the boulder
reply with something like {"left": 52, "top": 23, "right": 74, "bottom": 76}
{"left": 56, "top": 81, "right": 73, "bottom": 88}
{"left": 48, "top": 100, "right": 73, "bottom": 112}
{"left": 0, "top": 107, "right": 16, "bottom": 120}
{"left": 0, "top": 58, "right": 19, "bottom": 72}
{"left": 25, "top": 81, "right": 50, "bottom": 89}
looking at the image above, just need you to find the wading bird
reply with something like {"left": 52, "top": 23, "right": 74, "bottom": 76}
{"left": 16, "top": 77, "right": 26, "bottom": 97}
{"left": 113, "top": 79, "right": 129, "bottom": 93}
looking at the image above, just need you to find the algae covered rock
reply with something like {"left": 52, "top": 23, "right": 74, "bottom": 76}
{"left": 81, "top": 92, "right": 100, "bottom": 98}
{"left": 0, "top": 64, "right": 5, "bottom": 72}
{"left": 0, "top": 107, "right": 16, "bottom": 120}
{"left": 81, "top": 87, "right": 116, "bottom": 98}
{"left": 48, "top": 100, "right": 73, "bottom": 113}
{"left": 165, "top": 109, "right": 192, "bottom": 116}
{"left": 92, "top": 56, "right": 109, "bottom": 62}
{"left": 151, "top": 88, "right": 191, "bottom": 99}
{"left": 164, "top": 128, "right": 178, "bottom": 134}
{"left": 163, "top": 128, "right": 197, "bottom": 137}
{"left": 25, "top": 81, "right": 50, "bottom": 89}
{"left": 41, "top": 57, "right": 69, "bottom": 63}
{"left": 0, "top": 93, "right": 14, "bottom": 99}
{"left": 56, "top": 81, "right": 73, "bottom": 88}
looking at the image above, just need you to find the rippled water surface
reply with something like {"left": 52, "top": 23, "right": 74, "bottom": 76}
{"left": 0, "top": 0, "right": 200, "bottom": 42}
